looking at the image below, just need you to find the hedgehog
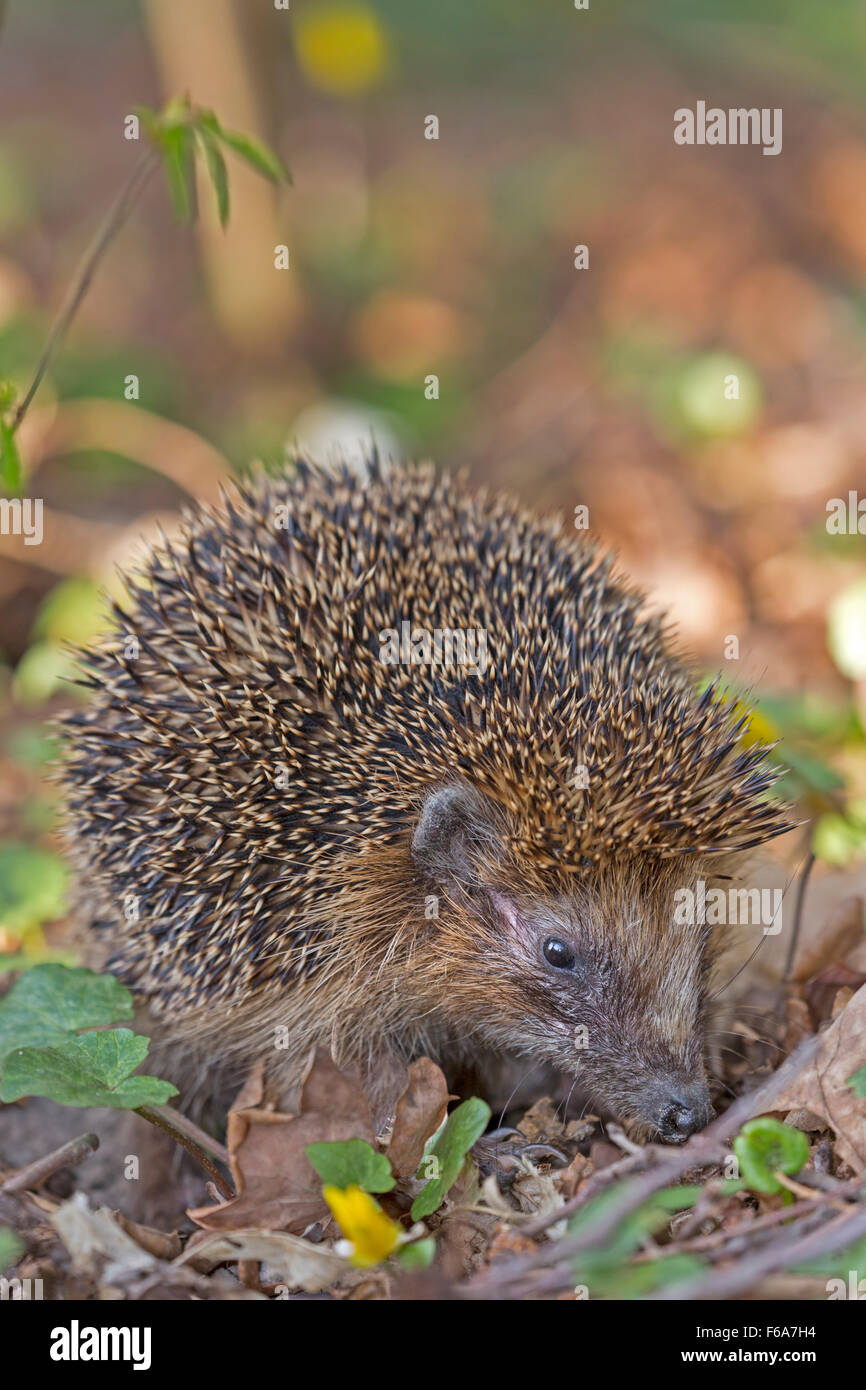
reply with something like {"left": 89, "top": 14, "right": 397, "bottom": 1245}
{"left": 62, "top": 457, "right": 792, "bottom": 1142}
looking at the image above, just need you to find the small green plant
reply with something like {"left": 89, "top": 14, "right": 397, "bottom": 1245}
{"left": 304, "top": 1095, "right": 491, "bottom": 1269}
{"left": 0, "top": 964, "right": 175, "bottom": 1110}
{"left": 135, "top": 99, "right": 290, "bottom": 227}
{"left": 306, "top": 1137, "right": 395, "bottom": 1194}
{"left": 1, "top": 1029, "right": 174, "bottom": 1110}
{"left": 0, "top": 95, "right": 290, "bottom": 494}
{"left": 0, "top": 964, "right": 231, "bottom": 1197}
{"left": 733, "top": 1116, "right": 810, "bottom": 1196}
{"left": 410, "top": 1096, "right": 490, "bottom": 1220}
{"left": 305, "top": 1095, "right": 491, "bottom": 1224}
{"left": 0, "top": 381, "right": 21, "bottom": 493}
{"left": 567, "top": 1183, "right": 712, "bottom": 1298}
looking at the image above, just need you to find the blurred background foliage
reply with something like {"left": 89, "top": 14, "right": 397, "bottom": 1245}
{"left": 1, "top": 0, "right": 866, "bottom": 958}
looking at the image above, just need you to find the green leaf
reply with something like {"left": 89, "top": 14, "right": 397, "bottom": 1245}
{"left": 0, "top": 963, "right": 132, "bottom": 1064}
{"left": 410, "top": 1096, "right": 490, "bottom": 1221}
{"left": 305, "top": 1138, "right": 395, "bottom": 1193}
{"left": 848, "top": 1065, "right": 866, "bottom": 1098}
{"left": 5, "top": 724, "right": 60, "bottom": 768}
{"left": 569, "top": 1186, "right": 678, "bottom": 1262}
{"left": 733, "top": 1116, "right": 810, "bottom": 1195}
{"left": 196, "top": 127, "right": 230, "bottom": 227}
{"left": 159, "top": 124, "right": 197, "bottom": 223}
{"left": 0, "top": 416, "right": 22, "bottom": 494}
{"left": 210, "top": 122, "right": 290, "bottom": 185}
{"left": 650, "top": 1179, "right": 745, "bottom": 1211}
{"left": 600, "top": 1252, "right": 707, "bottom": 1299}
{"left": 130, "top": 104, "right": 161, "bottom": 142}
{"left": 0, "top": 1029, "right": 178, "bottom": 1108}
{"left": 158, "top": 96, "right": 193, "bottom": 133}
{"left": 0, "top": 1226, "right": 23, "bottom": 1272}
{"left": 648, "top": 1184, "right": 703, "bottom": 1212}
{"left": 0, "top": 844, "right": 67, "bottom": 936}
{"left": 795, "top": 1232, "right": 866, "bottom": 1282}
{"left": 395, "top": 1237, "right": 436, "bottom": 1271}
{"left": 779, "top": 747, "right": 846, "bottom": 799}
{"left": 12, "top": 641, "right": 80, "bottom": 705}
{"left": 568, "top": 1186, "right": 710, "bottom": 1297}
{"left": 33, "top": 577, "right": 112, "bottom": 645}
{"left": 567, "top": 1179, "right": 746, "bottom": 1279}
{"left": 813, "top": 803, "right": 866, "bottom": 866}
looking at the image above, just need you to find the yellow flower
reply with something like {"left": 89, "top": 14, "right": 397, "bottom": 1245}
{"left": 294, "top": 4, "right": 389, "bottom": 97}
{"left": 323, "top": 1184, "right": 403, "bottom": 1267}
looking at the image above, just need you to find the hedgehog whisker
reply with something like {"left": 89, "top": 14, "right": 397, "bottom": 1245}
{"left": 556, "top": 1074, "right": 581, "bottom": 1125}
{"left": 496, "top": 1065, "right": 543, "bottom": 1130}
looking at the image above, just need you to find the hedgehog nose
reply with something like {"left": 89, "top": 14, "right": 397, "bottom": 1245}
{"left": 658, "top": 1089, "right": 714, "bottom": 1143}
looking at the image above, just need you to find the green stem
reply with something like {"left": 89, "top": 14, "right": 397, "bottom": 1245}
{"left": 12, "top": 146, "right": 160, "bottom": 433}
{"left": 135, "top": 1105, "right": 234, "bottom": 1202}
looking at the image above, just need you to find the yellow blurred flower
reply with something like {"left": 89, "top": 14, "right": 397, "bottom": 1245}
{"left": 294, "top": 4, "right": 389, "bottom": 97}
{"left": 739, "top": 705, "right": 779, "bottom": 749}
{"left": 323, "top": 1184, "right": 402, "bottom": 1267}
{"left": 711, "top": 687, "right": 779, "bottom": 751}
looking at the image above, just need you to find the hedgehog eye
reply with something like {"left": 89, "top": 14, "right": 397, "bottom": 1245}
{"left": 542, "top": 937, "right": 575, "bottom": 970}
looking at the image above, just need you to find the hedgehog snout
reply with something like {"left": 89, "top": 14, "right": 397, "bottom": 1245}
{"left": 652, "top": 1081, "right": 715, "bottom": 1143}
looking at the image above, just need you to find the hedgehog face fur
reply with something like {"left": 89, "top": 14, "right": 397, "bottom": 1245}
{"left": 412, "top": 786, "right": 716, "bottom": 1139}
{"left": 63, "top": 458, "right": 792, "bottom": 1139}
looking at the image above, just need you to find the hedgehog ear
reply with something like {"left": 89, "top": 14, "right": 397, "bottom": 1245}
{"left": 411, "top": 783, "right": 501, "bottom": 886}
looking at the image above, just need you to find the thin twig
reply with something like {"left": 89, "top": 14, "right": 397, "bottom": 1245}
{"left": 12, "top": 147, "right": 160, "bottom": 433}
{"left": 606, "top": 1124, "right": 645, "bottom": 1156}
{"left": 635, "top": 1197, "right": 827, "bottom": 1262}
{"left": 151, "top": 1103, "right": 230, "bottom": 1166}
{"left": 135, "top": 1106, "right": 234, "bottom": 1202}
{"left": 520, "top": 1032, "right": 822, "bottom": 1245}
{"left": 650, "top": 1202, "right": 866, "bottom": 1300}
{"left": 461, "top": 1034, "right": 824, "bottom": 1297}
{"left": 776, "top": 1170, "right": 847, "bottom": 1207}
{"left": 1, "top": 1132, "right": 99, "bottom": 1194}
{"left": 789, "top": 1169, "right": 866, "bottom": 1198}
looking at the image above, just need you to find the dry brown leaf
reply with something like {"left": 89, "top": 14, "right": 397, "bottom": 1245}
{"left": 517, "top": 1095, "right": 595, "bottom": 1145}
{"left": 517, "top": 1096, "right": 565, "bottom": 1142}
{"left": 508, "top": 1160, "right": 566, "bottom": 1223}
{"left": 178, "top": 1228, "right": 347, "bottom": 1292}
{"left": 436, "top": 1208, "right": 497, "bottom": 1281}
{"left": 805, "top": 965, "right": 866, "bottom": 1028}
{"left": 555, "top": 1151, "right": 593, "bottom": 1200}
{"left": 783, "top": 1108, "right": 827, "bottom": 1133}
{"left": 188, "top": 1049, "right": 374, "bottom": 1235}
{"left": 589, "top": 1139, "right": 621, "bottom": 1171}
{"left": 783, "top": 996, "right": 813, "bottom": 1056}
{"left": 793, "top": 897, "right": 864, "bottom": 982}
{"left": 387, "top": 1058, "right": 449, "bottom": 1177}
{"left": 51, "top": 1193, "right": 156, "bottom": 1275}
{"left": 832, "top": 986, "right": 856, "bottom": 1020}
{"left": 478, "top": 1173, "right": 514, "bottom": 1216}
{"left": 765, "top": 983, "right": 866, "bottom": 1171}
{"left": 114, "top": 1212, "right": 182, "bottom": 1261}
{"left": 485, "top": 1225, "right": 538, "bottom": 1262}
